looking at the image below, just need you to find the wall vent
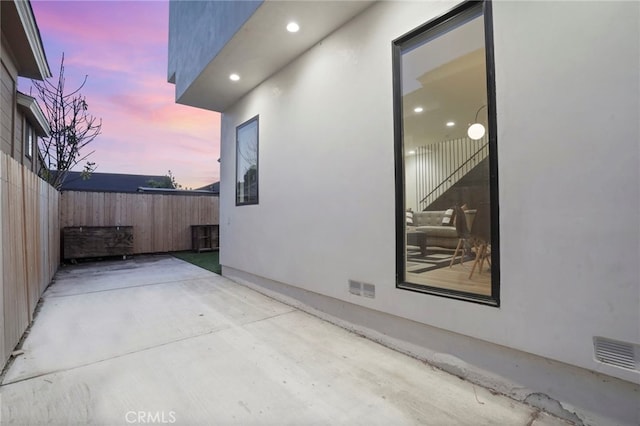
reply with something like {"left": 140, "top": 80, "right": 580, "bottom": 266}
{"left": 593, "top": 337, "right": 638, "bottom": 371}
{"left": 362, "top": 283, "right": 376, "bottom": 298}
{"left": 349, "top": 280, "right": 375, "bottom": 298}
{"left": 349, "top": 280, "right": 362, "bottom": 296}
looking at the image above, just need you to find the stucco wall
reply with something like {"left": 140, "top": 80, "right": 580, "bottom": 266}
{"left": 219, "top": 0, "right": 639, "bottom": 389}
{"left": 168, "top": 0, "right": 262, "bottom": 99}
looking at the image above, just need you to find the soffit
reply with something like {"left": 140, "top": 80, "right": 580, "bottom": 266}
{"left": 1, "top": 0, "right": 51, "bottom": 80}
{"left": 17, "top": 92, "right": 50, "bottom": 137}
{"left": 176, "top": 0, "right": 375, "bottom": 113}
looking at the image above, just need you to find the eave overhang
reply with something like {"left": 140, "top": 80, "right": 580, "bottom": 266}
{"left": 172, "top": 1, "right": 374, "bottom": 113}
{"left": 17, "top": 91, "right": 50, "bottom": 137}
{"left": 1, "top": 0, "right": 51, "bottom": 80}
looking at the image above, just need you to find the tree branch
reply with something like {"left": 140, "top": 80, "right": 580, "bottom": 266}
{"left": 33, "top": 53, "right": 102, "bottom": 189}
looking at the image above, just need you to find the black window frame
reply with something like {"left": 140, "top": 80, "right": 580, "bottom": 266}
{"left": 235, "top": 115, "right": 260, "bottom": 206}
{"left": 392, "top": 0, "right": 500, "bottom": 306}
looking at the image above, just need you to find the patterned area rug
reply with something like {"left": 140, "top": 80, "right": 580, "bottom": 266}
{"left": 407, "top": 248, "right": 474, "bottom": 273}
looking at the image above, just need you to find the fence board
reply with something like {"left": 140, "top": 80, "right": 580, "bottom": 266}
{"left": 0, "top": 154, "right": 5, "bottom": 362}
{"left": 0, "top": 152, "right": 59, "bottom": 366}
{"left": 60, "top": 191, "right": 219, "bottom": 254}
{"left": 7, "top": 156, "right": 29, "bottom": 358}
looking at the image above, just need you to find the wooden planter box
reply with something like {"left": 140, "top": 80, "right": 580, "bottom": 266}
{"left": 63, "top": 226, "right": 134, "bottom": 260}
{"left": 191, "top": 224, "right": 219, "bottom": 252}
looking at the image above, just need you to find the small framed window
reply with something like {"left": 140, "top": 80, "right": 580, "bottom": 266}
{"left": 393, "top": 1, "right": 500, "bottom": 305}
{"left": 236, "top": 115, "right": 259, "bottom": 205}
{"left": 25, "top": 122, "right": 33, "bottom": 159}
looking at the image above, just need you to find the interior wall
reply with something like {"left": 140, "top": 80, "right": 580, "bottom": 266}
{"left": 219, "top": 0, "right": 639, "bottom": 389}
{"left": 409, "top": 137, "right": 488, "bottom": 211}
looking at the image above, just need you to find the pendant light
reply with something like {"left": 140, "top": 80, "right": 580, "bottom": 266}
{"left": 468, "top": 105, "right": 487, "bottom": 140}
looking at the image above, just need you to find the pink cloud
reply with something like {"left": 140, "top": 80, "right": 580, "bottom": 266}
{"left": 32, "top": 1, "right": 168, "bottom": 46}
{"left": 31, "top": 0, "right": 221, "bottom": 189}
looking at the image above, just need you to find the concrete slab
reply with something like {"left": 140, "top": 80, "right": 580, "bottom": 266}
{"left": 0, "top": 255, "right": 571, "bottom": 425}
{"left": 45, "top": 256, "right": 213, "bottom": 297}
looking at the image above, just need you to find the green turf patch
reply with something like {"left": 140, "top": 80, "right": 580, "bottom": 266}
{"left": 171, "top": 250, "right": 221, "bottom": 274}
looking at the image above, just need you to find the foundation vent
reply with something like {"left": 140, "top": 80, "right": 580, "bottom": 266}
{"left": 349, "top": 280, "right": 362, "bottom": 296}
{"left": 349, "top": 280, "right": 375, "bottom": 298}
{"left": 593, "top": 337, "right": 638, "bottom": 371}
{"left": 362, "top": 283, "right": 376, "bottom": 298}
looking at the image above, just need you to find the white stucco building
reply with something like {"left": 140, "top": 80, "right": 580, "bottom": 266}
{"left": 168, "top": 2, "right": 640, "bottom": 425}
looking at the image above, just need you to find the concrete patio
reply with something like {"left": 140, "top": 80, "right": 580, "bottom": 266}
{"left": 0, "top": 255, "right": 570, "bottom": 425}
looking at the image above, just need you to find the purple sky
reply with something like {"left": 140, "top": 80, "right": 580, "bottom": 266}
{"left": 23, "top": 1, "right": 221, "bottom": 189}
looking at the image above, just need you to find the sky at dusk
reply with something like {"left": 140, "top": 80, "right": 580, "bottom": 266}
{"left": 22, "top": 1, "right": 221, "bottom": 189}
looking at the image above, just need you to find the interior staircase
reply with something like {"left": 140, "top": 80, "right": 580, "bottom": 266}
{"left": 414, "top": 136, "right": 488, "bottom": 211}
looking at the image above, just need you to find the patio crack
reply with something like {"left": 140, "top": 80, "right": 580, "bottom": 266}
{"left": 0, "top": 309, "right": 298, "bottom": 388}
{"left": 44, "top": 276, "right": 218, "bottom": 298}
{"left": 237, "top": 309, "right": 297, "bottom": 326}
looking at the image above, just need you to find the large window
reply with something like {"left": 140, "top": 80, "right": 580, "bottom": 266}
{"left": 393, "top": 1, "right": 499, "bottom": 305}
{"left": 236, "top": 115, "right": 259, "bottom": 205}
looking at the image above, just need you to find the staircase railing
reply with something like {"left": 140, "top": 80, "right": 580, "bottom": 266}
{"left": 415, "top": 136, "right": 488, "bottom": 210}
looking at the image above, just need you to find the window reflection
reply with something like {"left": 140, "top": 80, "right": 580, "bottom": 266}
{"left": 236, "top": 116, "right": 259, "bottom": 205}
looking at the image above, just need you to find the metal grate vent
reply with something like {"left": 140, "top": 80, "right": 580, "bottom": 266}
{"left": 349, "top": 280, "right": 362, "bottom": 296}
{"left": 349, "top": 280, "right": 375, "bottom": 298}
{"left": 593, "top": 337, "right": 638, "bottom": 371}
{"left": 362, "top": 283, "right": 376, "bottom": 298}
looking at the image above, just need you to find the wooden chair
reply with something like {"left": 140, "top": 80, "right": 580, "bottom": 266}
{"left": 468, "top": 203, "right": 491, "bottom": 279}
{"left": 449, "top": 205, "right": 470, "bottom": 268}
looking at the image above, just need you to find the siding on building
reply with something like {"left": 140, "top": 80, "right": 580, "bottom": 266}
{"left": 1, "top": 60, "right": 15, "bottom": 157}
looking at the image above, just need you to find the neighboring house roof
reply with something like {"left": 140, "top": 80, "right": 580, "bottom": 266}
{"left": 136, "top": 187, "right": 218, "bottom": 196}
{"left": 1, "top": 0, "right": 51, "bottom": 80}
{"left": 60, "top": 172, "right": 219, "bottom": 195}
{"left": 17, "top": 91, "right": 50, "bottom": 137}
{"left": 60, "top": 171, "right": 170, "bottom": 193}
{"left": 196, "top": 182, "right": 220, "bottom": 194}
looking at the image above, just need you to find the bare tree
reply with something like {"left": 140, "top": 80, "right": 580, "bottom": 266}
{"left": 32, "top": 54, "right": 101, "bottom": 189}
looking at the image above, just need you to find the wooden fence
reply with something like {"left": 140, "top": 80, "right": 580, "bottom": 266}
{"left": 0, "top": 173, "right": 218, "bottom": 366}
{"left": 59, "top": 191, "right": 219, "bottom": 254}
{"left": 0, "top": 152, "right": 59, "bottom": 366}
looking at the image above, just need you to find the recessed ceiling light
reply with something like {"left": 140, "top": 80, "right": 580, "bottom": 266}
{"left": 414, "top": 107, "right": 423, "bottom": 113}
{"left": 446, "top": 121, "right": 455, "bottom": 127}
{"left": 286, "top": 22, "right": 299, "bottom": 33}
{"left": 229, "top": 73, "right": 240, "bottom": 81}
{"left": 408, "top": 150, "right": 416, "bottom": 155}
